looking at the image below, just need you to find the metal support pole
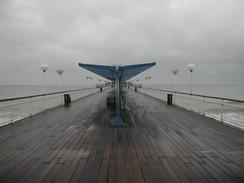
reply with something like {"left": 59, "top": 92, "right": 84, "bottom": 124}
{"left": 112, "top": 71, "right": 125, "bottom": 126}
{"left": 173, "top": 76, "right": 176, "bottom": 104}
{"left": 190, "top": 71, "right": 192, "bottom": 111}
{"left": 42, "top": 72, "right": 46, "bottom": 111}
{"left": 202, "top": 96, "right": 205, "bottom": 116}
{"left": 30, "top": 97, "right": 33, "bottom": 117}
{"left": 59, "top": 76, "right": 63, "bottom": 105}
{"left": 190, "top": 71, "right": 192, "bottom": 95}
{"left": 115, "top": 76, "right": 120, "bottom": 117}
{"left": 10, "top": 107, "right": 14, "bottom": 124}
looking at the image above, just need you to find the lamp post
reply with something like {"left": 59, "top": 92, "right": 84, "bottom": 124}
{"left": 187, "top": 63, "right": 196, "bottom": 110}
{"left": 40, "top": 64, "right": 48, "bottom": 94}
{"left": 86, "top": 76, "right": 93, "bottom": 86}
{"left": 56, "top": 69, "right": 64, "bottom": 105}
{"left": 40, "top": 64, "right": 48, "bottom": 110}
{"left": 144, "top": 76, "right": 151, "bottom": 87}
{"left": 145, "top": 76, "right": 152, "bottom": 80}
{"left": 172, "top": 69, "right": 179, "bottom": 92}
{"left": 187, "top": 63, "right": 196, "bottom": 94}
{"left": 172, "top": 69, "right": 179, "bottom": 104}
{"left": 57, "top": 69, "right": 64, "bottom": 92}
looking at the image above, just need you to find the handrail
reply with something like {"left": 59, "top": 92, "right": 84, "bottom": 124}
{"left": 138, "top": 86, "right": 244, "bottom": 129}
{"left": 0, "top": 87, "right": 96, "bottom": 102}
{"left": 0, "top": 86, "right": 103, "bottom": 127}
{"left": 143, "top": 87, "right": 244, "bottom": 103}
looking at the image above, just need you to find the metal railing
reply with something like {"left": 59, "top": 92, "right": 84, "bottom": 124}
{"left": 137, "top": 87, "right": 244, "bottom": 129}
{"left": 0, "top": 87, "right": 101, "bottom": 127}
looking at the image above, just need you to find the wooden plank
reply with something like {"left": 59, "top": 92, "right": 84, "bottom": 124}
{"left": 97, "top": 159, "right": 110, "bottom": 183}
{"left": 131, "top": 158, "right": 144, "bottom": 183}
{"left": 108, "top": 159, "right": 117, "bottom": 183}
{"left": 69, "top": 159, "right": 87, "bottom": 183}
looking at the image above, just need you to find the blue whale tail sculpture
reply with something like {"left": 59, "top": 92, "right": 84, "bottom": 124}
{"left": 79, "top": 62, "right": 156, "bottom": 126}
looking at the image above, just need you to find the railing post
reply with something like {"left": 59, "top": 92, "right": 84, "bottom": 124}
{"left": 43, "top": 94, "right": 46, "bottom": 112}
{"left": 60, "top": 93, "right": 63, "bottom": 106}
{"left": 190, "top": 94, "right": 192, "bottom": 111}
{"left": 202, "top": 96, "right": 205, "bottom": 116}
{"left": 10, "top": 106, "right": 14, "bottom": 124}
{"left": 221, "top": 99, "right": 224, "bottom": 122}
{"left": 30, "top": 97, "right": 33, "bottom": 117}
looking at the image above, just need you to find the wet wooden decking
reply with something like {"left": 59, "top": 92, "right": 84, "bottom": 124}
{"left": 0, "top": 88, "right": 244, "bottom": 183}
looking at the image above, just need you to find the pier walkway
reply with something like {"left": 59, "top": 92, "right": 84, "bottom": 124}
{"left": 0, "top": 88, "right": 244, "bottom": 183}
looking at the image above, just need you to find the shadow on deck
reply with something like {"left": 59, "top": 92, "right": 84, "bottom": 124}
{"left": 0, "top": 88, "right": 244, "bottom": 183}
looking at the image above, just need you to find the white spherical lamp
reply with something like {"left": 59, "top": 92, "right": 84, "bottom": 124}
{"left": 40, "top": 64, "right": 48, "bottom": 72}
{"left": 172, "top": 69, "right": 179, "bottom": 75}
{"left": 56, "top": 69, "right": 64, "bottom": 76}
{"left": 187, "top": 63, "right": 196, "bottom": 72}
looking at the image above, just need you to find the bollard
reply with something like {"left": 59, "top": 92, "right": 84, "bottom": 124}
{"left": 100, "top": 88, "right": 103, "bottom": 92}
{"left": 64, "top": 94, "right": 71, "bottom": 106}
{"left": 135, "top": 88, "right": 137, "bottom": 92}
{"left": 167, "top": 94, "right": 173, "bottom": 105}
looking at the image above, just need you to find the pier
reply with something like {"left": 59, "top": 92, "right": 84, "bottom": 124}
{"left": 0, "top": 88, "right": 244, "bottom": 183}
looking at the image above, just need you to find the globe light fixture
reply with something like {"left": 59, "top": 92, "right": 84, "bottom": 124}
{"left": 40, "top": 64, "right": 48, "bottom": 94}
{"left": 86, "top": 76, "right": 92, "bottom": 80}
{"left": 40, "top": 64, "right": 48, "bottom": 109}
{"left": 172, "top": 69, "right": 179, "bottom": 92}
{"left": 187, "top": 63, "right": 196, "bottom": 94}
{"left": 40, "top": 64, "right": 48, "bottom": 73}
{"left": 172, "top": 69, "right": 179, "bottom": 76}
{"left": 145, "top": 76, "right": 152, "bottom": 80}
{"left": 56, "top": 69, "right": 64, "bottom": 76}
{"left": 187, "top": 63, "right": 196, "bottom": 73}
{"left": 56, "top": 69, "right": 64, "bottom": 92}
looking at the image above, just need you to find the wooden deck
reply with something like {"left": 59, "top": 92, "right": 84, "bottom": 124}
{"left": 0, "top": 88, "right": 244, "bottom": 183}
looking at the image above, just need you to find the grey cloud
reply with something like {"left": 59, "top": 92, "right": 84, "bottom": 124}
{"left": 0, "top": 0, "right": 244, "bottom": 85}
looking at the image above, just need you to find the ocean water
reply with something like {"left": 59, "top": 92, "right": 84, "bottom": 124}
{"left": 147, "top": 84, "right": 244, "bottom": 100}
{"left": 0, "top": 85, "right": 92, "bottom": 99}
{"left": 0, "top": 84, "right": 244, "bottom": 100}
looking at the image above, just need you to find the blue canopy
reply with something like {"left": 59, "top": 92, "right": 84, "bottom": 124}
{"left": 78, "top": 62, "right": 156, "bottom": 81}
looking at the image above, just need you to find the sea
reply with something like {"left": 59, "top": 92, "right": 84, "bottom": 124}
{"left": 0, "top": 85, "right": 92, "bottom": 100}
{"left": 0, "top": 84, "right": 244, "bottom": 100}
{"left": 147, "top": 84, "right": 244, "bottom": 100}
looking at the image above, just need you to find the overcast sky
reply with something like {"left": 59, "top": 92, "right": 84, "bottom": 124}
{"left": 0, "top": 0, "right": 244, "bottom": 85}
